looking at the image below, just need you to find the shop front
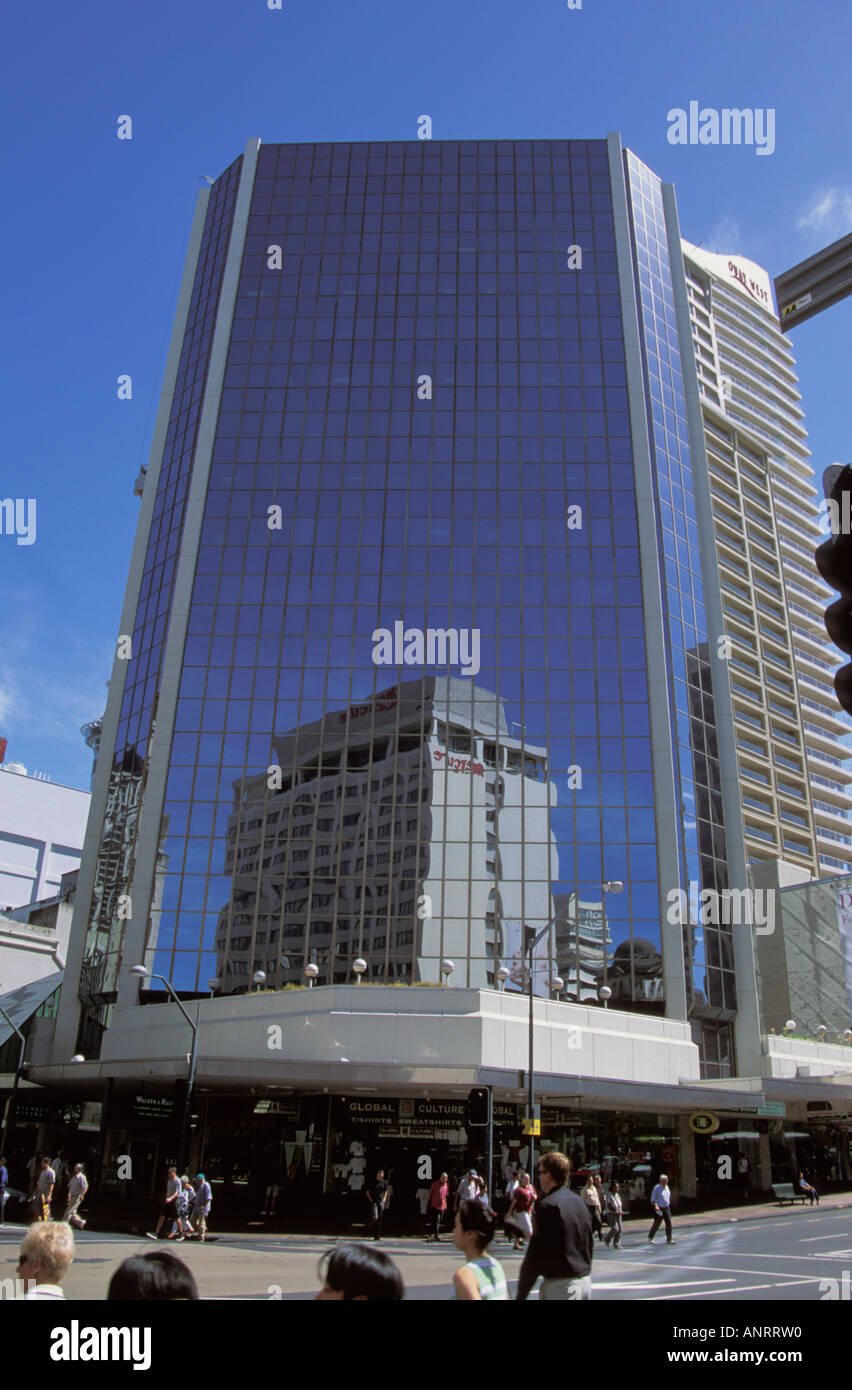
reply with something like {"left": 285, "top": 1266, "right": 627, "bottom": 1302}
{"left": 200, "top": 1094, "right": 326, "bottom": 1213}
{"left": 324, "top": 1096, "right": 685, "bottom": 1222}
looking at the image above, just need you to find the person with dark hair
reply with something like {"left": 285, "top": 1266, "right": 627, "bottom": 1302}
{"left": 316, "top": 1242, "right": 404, "bottom": 1300}
{"left": 582, "top": 1175, "right": 603, "bottom": 1241}
{"left": 108, "top": 1250, "right": 200, "bottom": 1300}
{"left": 35, "top": 1157, "right": 56, "bottom": 1221}
{"left": 452, "top": 1200, "right": 509, "bottom": 1300}
{"left": 192, "top": 1172, "right": 213, "bottom": 1241}
{"left": 26, "top": 1151, "right": 42, "bottom": 1199}
{"left": 426, "top": 1171, "right": 449, "bottom": 1242}
{"left": 602, "top": 1182, "right": 623, "bottom": 1249}
{"left": 506, "top": 1171, "right": 535, "bottom": 1249}
{"left": 168, "top": 1176, "right": 195, "bottom": 1240}
{"left": 516, "top": 1152, "right": 594, "bottom": 1301}
{"left": 146, "top": 1166, "right": 181, "bottom": 1240}
{"left": 365, "top": 1169, "right": 388, "bottom": 1240}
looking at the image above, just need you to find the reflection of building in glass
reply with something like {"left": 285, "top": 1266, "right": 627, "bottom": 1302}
{"left": 79, "top": 747, "right": 145, "bottom": 1006}
{"left": 77, "top": 747, "right": 170, "bottom": 1055}
{"left": 215, "top": 676, "right": 558, "bottom": 993}
{"left": 554, "top": 893, "right": 614, "bottom": 1002}
{"left": 684, "top": 643, "right": 734, "bottom": 1023}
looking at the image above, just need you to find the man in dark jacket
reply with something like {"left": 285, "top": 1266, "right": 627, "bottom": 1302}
{"left": 516, "top": 1151, "right": 594, "bottom": 1300}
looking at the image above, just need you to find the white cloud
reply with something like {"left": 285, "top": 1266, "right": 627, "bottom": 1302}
{"left": 707, "top": 215, "right": 741, "bottom": 252}
{"left": 0, "top": 680, "right": 15, "bottom": 727}
{"left": 0, "top": 591, "right": 110, "bottom": 777}
{"left": 796, "top": 187, "right": 852, "bottom": 241}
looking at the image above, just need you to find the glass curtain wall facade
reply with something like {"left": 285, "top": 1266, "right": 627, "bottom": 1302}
{"left": 624, "top": 155, "right": 736, "bottom": 1073}
{"left": 76, "top": 156, "right": 244, "bottom": 1056}
{"left": 69, "top": 139, "right": 744, "bottom": 1069}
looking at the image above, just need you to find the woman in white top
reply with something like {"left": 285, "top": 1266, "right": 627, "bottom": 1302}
{"left": 582, "top": 1175, "right": 603, "bottom": 1241}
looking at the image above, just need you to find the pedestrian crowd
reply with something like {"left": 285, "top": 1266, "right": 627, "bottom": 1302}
{"left": 3, "top": 1152, "right": 689, "bottom": 1299}
{"left": 314, "top": 1151, "right": 677, "bottom": 1298}
{"left": 0, "top": 1151, "right": 89, "bottom": 1228}
{"left": 146, "top": 1167, "right": 213, "bottom": 1242}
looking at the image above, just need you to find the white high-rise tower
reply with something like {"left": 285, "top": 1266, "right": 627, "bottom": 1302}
{"left": 682, "top": 241, "right": 852, "bottom": 877}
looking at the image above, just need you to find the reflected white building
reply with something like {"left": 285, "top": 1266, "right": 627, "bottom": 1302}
{"left": 554, "top": 893, "right": 614, "bottom": 1002}
{"left": 215, "top": 676, "right": 559, "bottom": 993}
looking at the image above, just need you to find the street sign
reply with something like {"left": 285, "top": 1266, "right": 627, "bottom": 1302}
{"left": 523, "top": 1117, "right": 541, "bottom": 1136}
{"left": 775, "top": 231, "right": 852, "bottom": 331}
{"left": 689, "top": 1111, "right": 720, "bottom": 1134}
{"left": 722, "top": 1103, "right": 785, "bottom": 1118}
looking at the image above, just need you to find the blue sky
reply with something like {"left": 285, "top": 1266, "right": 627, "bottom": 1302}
{"left": 3, "top": 0, "right": 851, "bottom": 791}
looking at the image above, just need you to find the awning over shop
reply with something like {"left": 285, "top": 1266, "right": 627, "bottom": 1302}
{"left": 0, "top": 971, "right": 64, "bottom": 1047}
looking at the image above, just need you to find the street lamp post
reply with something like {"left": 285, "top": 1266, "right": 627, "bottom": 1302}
{"left": 130, "top": 966, "right": 199, "bottom": 1174}
{"left": 0, "top": 1005, "right": 26, "bottom": 1169}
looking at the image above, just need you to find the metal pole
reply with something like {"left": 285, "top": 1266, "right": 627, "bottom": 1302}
{"left": 152, "top": 976, "right": 199, "bottom": 1174}
{"left": 486, "top": 1085, "right": 493, "bottom": 1205}
{"left": 179, "top": 1005, "right": 199, "bottom": 1174}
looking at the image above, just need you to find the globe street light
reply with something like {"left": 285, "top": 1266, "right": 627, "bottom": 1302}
{"left": 440, "top": 960, "right": 455, "bottom": 986}
{"left": 305, "top": 963, "right": 319, "bottom": 988}
{"left": 352, "top": 958, "right": 367, "bottom": 984}
{"left": 130, "top": 965, "right": 199, "bottom": 1173}
{"left": 496, "top": 966, "right": 510, "bottom": 992}
{"left": 252, "top": 971, "right": 267, "bottom": 991}
{"left": 599, "top": 985, "right": 612, "bottom": 1010}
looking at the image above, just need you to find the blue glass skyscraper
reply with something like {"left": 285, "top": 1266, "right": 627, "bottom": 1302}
{"left": 43, "top": 138, "right": 763, "bottom": 1198}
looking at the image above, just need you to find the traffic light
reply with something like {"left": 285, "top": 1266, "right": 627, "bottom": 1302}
{"left": 815, "top": 464, "right": 852, "bottom": 714}
{"left": 466, "top": 1087, "right": 491, "bottom": 1127}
